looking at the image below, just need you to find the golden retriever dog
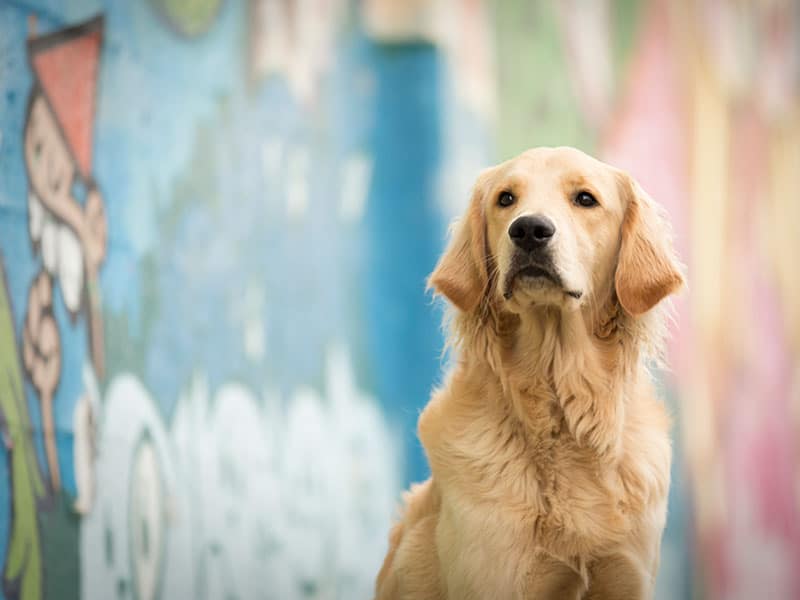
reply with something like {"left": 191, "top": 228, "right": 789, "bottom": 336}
{"left": 375, "top": 147, "right": 684, "bottom": 600}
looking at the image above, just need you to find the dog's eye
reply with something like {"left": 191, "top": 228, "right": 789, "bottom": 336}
{"left": 498, "top": 191, "right": 515, "bottom": 207}
{"left": 574, "top": 191, "right": 598, "bottom": 208}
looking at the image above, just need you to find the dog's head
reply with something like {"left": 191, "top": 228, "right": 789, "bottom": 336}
{"left": 429, "top": 147, "right": 683, "bottom": 319}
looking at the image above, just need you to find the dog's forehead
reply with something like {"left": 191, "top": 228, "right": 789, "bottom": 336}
{"left": 500, "top": 147, "right": 616, "bottom": 189}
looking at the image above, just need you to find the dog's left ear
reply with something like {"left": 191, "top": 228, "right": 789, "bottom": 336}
{"left": 428, "top": 170, "right": 492, "bottom": 313}
{"left": 615, "top": 173, "right": 684, "bottom": 316}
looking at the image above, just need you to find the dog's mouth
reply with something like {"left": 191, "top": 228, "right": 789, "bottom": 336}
{"left": 516, "top": 265, "right": 560, "bottom": 285}
{"left": 502, "top": 263, "right": 582, "bottom": 300}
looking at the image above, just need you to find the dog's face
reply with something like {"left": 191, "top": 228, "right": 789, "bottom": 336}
{"left": 486, "top": 148, "right": 625, "bottom": 310}
{"left": 430, "top": 147, "right": 683, "bottom": 317}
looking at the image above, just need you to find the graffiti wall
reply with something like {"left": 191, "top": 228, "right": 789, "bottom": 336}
{"left": 0, "top": 1, "right": 798, "bottom": 599}
{"left": 0, "top": 1, "right": 453, "bottom": 598}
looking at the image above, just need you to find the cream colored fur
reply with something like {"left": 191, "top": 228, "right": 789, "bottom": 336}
{"left": 375, "top": 147, "right": 683, "bottom": 600}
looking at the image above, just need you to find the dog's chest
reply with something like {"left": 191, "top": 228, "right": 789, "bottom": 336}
{"left": 437, "top": 501, "right": 523, "bottom": 599}
{"left": 432, "top": 389, "right": 624, "bottom": 553}
{"left": 447, "top": 392, "right": 601, "bottom": 507}
{"left": 437, "top": 491, "right": 587, "bottom": 599}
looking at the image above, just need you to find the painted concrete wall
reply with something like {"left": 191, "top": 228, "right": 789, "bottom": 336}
{"left": 1, "top": 1, "right": 798, "bottom": 599}
{"left": 0, "top": 2, "right": 457, "bottom": 598}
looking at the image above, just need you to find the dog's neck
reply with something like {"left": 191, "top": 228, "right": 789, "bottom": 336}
{"left": 455, "top": 294, "right": 641, "bottom": 456}
{"left": 490, "top": 295, "right": 634, "bottom": 376}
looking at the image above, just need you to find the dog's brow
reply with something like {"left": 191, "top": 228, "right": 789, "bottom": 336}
{"left": 496, "top": 175, "right": 527, "bottom": 196}
{"left": 562, "top": 173, "right": 604, "bottom": 198}
{"left": 563, "top": 173, "right": 591, "bottom": 189}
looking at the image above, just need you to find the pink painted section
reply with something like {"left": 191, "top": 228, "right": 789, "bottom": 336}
{"left": 599, "top": 0, "right": 693, "bottom": 384}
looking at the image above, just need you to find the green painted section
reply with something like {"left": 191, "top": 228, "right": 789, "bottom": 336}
{"left": 490, "top": 0, "right": 594, "bottom": 158}
{"left": 610, "top": 0, "right": 646, "bottom": 92}
{"left": 0, "top": 262, "right": 45, "bottom": 600}
{"left": 149, "top": 0, "right": 225, "bottom": 37}
{"left": 40, "top": 495, "right": 80, "bottom": 600}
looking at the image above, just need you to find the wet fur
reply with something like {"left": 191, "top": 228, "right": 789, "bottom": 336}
{"left": 375, "top": 147, "right": 683, "bottom": 600}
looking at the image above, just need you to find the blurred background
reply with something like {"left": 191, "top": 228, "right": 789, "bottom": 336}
{"left": 0, "top": 0, "right": 798, "bottom": 599}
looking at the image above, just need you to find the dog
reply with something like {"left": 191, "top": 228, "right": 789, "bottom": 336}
{"left": 375, "top": 147, "right": 684, "bottom": 599}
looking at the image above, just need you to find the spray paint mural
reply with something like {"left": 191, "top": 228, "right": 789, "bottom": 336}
{"left": 0, "top": 1, "right": 447, "bottom": 598}
{"left": 2, "top": 1, "right": 798, "bottom": 600}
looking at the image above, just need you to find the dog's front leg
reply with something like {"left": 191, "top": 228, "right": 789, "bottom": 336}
{"left": 521, "top": 550, "right": 587, "bottom": 600}
{"left": 583, "top": 551, "right": 654, "bottom": 600}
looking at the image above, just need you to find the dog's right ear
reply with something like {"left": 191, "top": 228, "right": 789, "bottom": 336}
{"left": 614, "top": 173, "right": 685, "bottom": 316}
{"left": 428, "top": 171, "right": 491, "bottom": 313}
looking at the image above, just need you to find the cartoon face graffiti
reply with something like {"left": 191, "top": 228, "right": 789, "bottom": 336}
{"left": 21, "top": 15, "right": 106, "bottom": 493}
{"left": 25, "top": 92, "right": 107, "bottom": 315}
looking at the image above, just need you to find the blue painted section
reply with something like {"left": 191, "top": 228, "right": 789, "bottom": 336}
{"left": 361, "top": 41, "right": 445, "bottom": 483}
{"left": 0, "top": 1, "right": 450, "bottom": 598}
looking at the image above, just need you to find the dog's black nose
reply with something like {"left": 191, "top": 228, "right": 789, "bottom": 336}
{"left": 508, "top": 215, "right": 556, "bottom": 251}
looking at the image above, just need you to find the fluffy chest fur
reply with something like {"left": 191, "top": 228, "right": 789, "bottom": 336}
{"left": 417, "top": 357, "right": 670, "bottom": 598}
